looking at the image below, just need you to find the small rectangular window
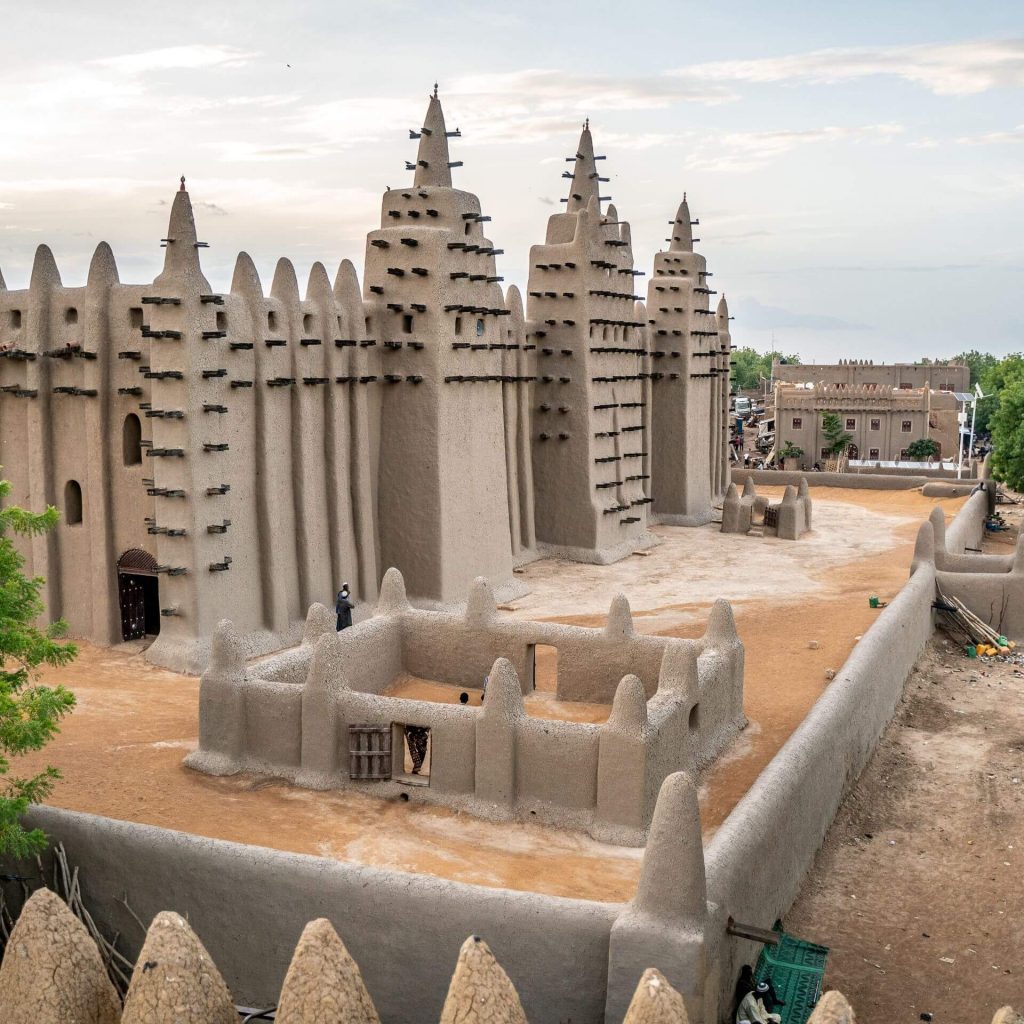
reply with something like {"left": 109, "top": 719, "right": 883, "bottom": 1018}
{"left": 216, "top": 311, "right": 227, "bottom": 331}
{"left": 455, "top": 316, "right": 462, "bottom": 335}
{"left": 869, "top": 448, "right": 880, "bottom": 459}
{"left": 870, "top": 418, "right": 881, "bottom": 431}
{"left": 821, "top": 448, "right": 831, "bottom": 459}
{"left": 791, "top": 417, "right": 802, "bottom": 429}
{"left": 129, "top": 307, "right": 143, "bottom": 328}
{"left": 402, "top": 314, "right": 413, "bottom": 334}
{"left": 9, "top": 310, "right": 22, "bottom": 329}
{"left": 901, "top": 420, "right": 912, "bottom": 432}
{"left": 845, "top": 418, "right": 856, "bottom": 430}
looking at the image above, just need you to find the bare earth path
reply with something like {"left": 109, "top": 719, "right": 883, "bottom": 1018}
{"left": 18, "top": 487, "right": 963, "bottom": 901}
{"left": 785, "top": 636, "right": 1024, "bottom": 1024}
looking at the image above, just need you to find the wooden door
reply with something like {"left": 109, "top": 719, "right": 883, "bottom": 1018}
{"left": 348, "top": 724, "right": 392, "bottom": 780}
{"left": 118, "top": 573, "right": 146, "bottom": 641}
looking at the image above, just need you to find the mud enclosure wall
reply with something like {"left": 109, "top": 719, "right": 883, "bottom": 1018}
{"left": 701, "top": 492, "right": 989, "bottom": 1016}
{"left": 190, "top": 576, "right": 746, "bottom": 845}
{"left": 731, "top": 468, "right": 981, "bottom": 491}
{"left": 19, "top": 807, "right": 619, "bottom": 1024}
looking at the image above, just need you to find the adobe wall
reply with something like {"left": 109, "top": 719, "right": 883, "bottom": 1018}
{"left": 19, "top": 806, "right": 620, "bottom": 1024}
{"left": 730, "top": 468, "right": 981, "bottom": 490}
{"left": 700, "top": 491, "right": 989, "bottom": 1018}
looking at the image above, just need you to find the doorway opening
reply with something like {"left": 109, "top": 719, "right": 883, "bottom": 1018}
{"left": 392, "top": 723, "right": 431, "bottom": 786}
{"left": 528, "top": 644, "right": 559, "bottom": 693}
{"left": 116, "top": 548, "right": 161, "bottom": 642}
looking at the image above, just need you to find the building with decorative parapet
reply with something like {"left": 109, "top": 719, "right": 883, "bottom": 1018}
{"left": 773, "top": 381, "right": 959, "bottom": 470}
{"left": 0, "top": 91, "right": 730, "bottom": 672}
{"left": 772, "top": 358, "right": 968, "bottom": 393}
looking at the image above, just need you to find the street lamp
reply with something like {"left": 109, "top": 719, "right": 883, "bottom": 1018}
{"left": 956, "top": 383, "right": 994, "bottom": 480}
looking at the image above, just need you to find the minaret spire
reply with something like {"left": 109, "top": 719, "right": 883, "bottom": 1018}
{"left": 413, "top": 90, "right": 453, "bottom": 189}
{"left": 153, "top": 177, "right": 211, "bottom": 291}
{"left": 565, "top": 121, "right": 600, "bottom": 213}
{"left": 669, "top": 196, "right": 693, "bottom": 252}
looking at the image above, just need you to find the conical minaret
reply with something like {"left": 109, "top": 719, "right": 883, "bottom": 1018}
{"left": 365, "top": 90, "right": 523, "bottom": 605}
{"left": 563, "top": 120, "right": 604, "bottom": 214}
{"left": 668, "top": 195, "right": 693, "bottom": 253}
{"left": 411, "top": 87, "right": 455, "bottom": 189}
{"left": 153, "top": 177, "right": 211, "bottom": 293}
{"left": 645, "top": 192, "right": 721, "bottom": 524}
{"left": 527, "top": 121, "right": 654, "bottom": 563}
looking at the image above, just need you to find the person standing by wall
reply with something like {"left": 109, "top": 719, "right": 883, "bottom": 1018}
{"left": 335, "top": 584, "right": 354, "bottom": 631}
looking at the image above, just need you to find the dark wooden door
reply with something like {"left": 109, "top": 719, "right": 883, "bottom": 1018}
{"left": 118, "top": 573, "right": 147, "bottom": 641}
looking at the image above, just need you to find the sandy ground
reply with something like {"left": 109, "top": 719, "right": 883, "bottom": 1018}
{"left": 17, "top": 487, "right": 965, "bottom": 902}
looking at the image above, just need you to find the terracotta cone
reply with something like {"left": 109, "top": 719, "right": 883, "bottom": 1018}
{"left": 275, "top": 918, "right": 380, "bottom": 1024}
{"left": 622, "top": 968, "right": 690, "bottom": 1024}
{"left": 121, "top": 911, "right": 236, "bottom": 1024}
{"left": 807, "top": 990, "right": 856, "bottom": 1024}
{"left": 439, "top": 935, "right": 528, "bottom": 1024}
{"left": 0, "top": 888, "right": 120, "bottom": 1024}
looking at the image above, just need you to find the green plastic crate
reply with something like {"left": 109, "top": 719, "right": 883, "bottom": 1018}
{"left": 752, "top": 923, "right": 829, "bottom": 1024}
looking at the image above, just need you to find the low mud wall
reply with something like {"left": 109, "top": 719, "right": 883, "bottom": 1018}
{"left": 943, "top": 489, "right": 988, "bottom": 554}
{"left": 19, "top": 807, "right": 619, "bottom": 1024}
{"left": 702, "top": 561, "right": 938, "bottom": 1013}
{"left": 731, "top": 468, "right": 980, "bottom": 491}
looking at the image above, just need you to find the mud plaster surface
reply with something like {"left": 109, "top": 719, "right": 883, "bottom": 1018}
{"left": 20, "top": 488, "right": 964, "bottom": 902}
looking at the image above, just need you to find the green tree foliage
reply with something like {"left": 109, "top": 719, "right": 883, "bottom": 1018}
{"left": 989, "top": 377, "right": 1024, "bottom": 492}
{"left": 778, "top": 441, "right": 804, "bottom": 464}
{"left": 976, "top": 353, "right": 1024, "bottom": 436}
{"left": 821, "top": 412, "right": 854, "bottom": 456}
{"left": 731, "top": 349, "right": 801, "bottom": 392}
{"left": 0, "top": 477, "right": 76, "bottom": 857}
{"left": 953, "top": 350, "right": 1000, "bottom": 389}
{"left": 906, "top": 438, "right": 940, "bottom": 460}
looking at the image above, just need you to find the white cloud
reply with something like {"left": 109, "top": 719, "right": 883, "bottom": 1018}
{"left": 956, "top": 125, "right": 1024, "bottom": 144}
{"left": 94, "top": 45, "right": 259, "bottom": 75}
{"left": 674, "top": 39, "right": 1024, "bottom": 97}
{"left": 683, "top": 124, "right": 904, "bottom": 172}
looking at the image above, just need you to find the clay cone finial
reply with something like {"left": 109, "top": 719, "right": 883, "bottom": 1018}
{"left": 439, "top": 935, "right": 528, "bottom": 1024}
{"left": 669, "top": 198, "right": 693, "bottom": 253}
{"left": 153, "top": 183, "right": 211, "bottom": 292}
{"left": 607, "top": 674, "right": 648, "bottom": 736}
{"left": 480, "top": 658, "right": 525, "bottom": 720}
{"left": 622, "top": 968, "right": 690, "bottom": 1024}
{"left": 466, "top": 577, "right": 498, "bottom": 623}
{"left": 991, "top": 1008, "right": 1023, "bottom": 1024}
{"left": 703, "top": 598, "right": 739, "bottom": 647}
{"left": 377, "top": 567, "right": 410, "bottom": 613}
{"left": 275, "top": 919, "right": 380, "bottom": 1024}
{"left": 208, "top": 618, "right": 244, "bottom": 676}
{"left": 414, "top": 93, "right": 453, "bottom": 188}
{"left": 806, "top": 990, "right": 856, "bottom": 1024}
{"left": 742, "top": 476, "right": 757, "bottom": 498}
{"left": 121, "top": 912, "right": 236, "bottom": 1024}
{"left": 566, "top": 122, "right": 600, "bottom": 214}
{"left": 606, "top": 593, "right": 635, "bottom": 638}
{"left": 303, "top": 602, "right": 336, "bottom": 643}
{"left": 0, "top": 888, "right": 121, "bottom": 1024}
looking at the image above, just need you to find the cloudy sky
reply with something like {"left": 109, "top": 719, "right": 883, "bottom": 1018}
{"left": 2, "top": 0, "right": 1022, "bottom": 361}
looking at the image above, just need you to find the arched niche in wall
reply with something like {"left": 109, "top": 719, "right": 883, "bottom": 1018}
{"left": 64, "top": 480, "right": 83, "bottom": 525}
{"left": 122, "top": 413, "right": 143, "bottom": 466}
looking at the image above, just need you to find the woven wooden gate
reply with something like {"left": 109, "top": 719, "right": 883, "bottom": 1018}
{"left": 764, "top": 505, "right": 779, "bottom": 529}
{"left": 348, "top": 724, "right": 392, "bottom": 780}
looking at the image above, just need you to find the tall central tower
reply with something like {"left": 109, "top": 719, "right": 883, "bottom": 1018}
{"left": 366, "top": 91, "right": 521, "bottom": 605}
{"left": 526, "top": 123, "right": 655, "bottom": 563}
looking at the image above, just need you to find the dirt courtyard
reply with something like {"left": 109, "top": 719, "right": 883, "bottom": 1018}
{"left": 19, "top": 486, "right": 965, "bottom": 902}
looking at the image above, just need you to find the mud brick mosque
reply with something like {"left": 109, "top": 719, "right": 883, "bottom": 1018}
{"left": 0, "top": 91, "right": 732, "bottom": 673}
